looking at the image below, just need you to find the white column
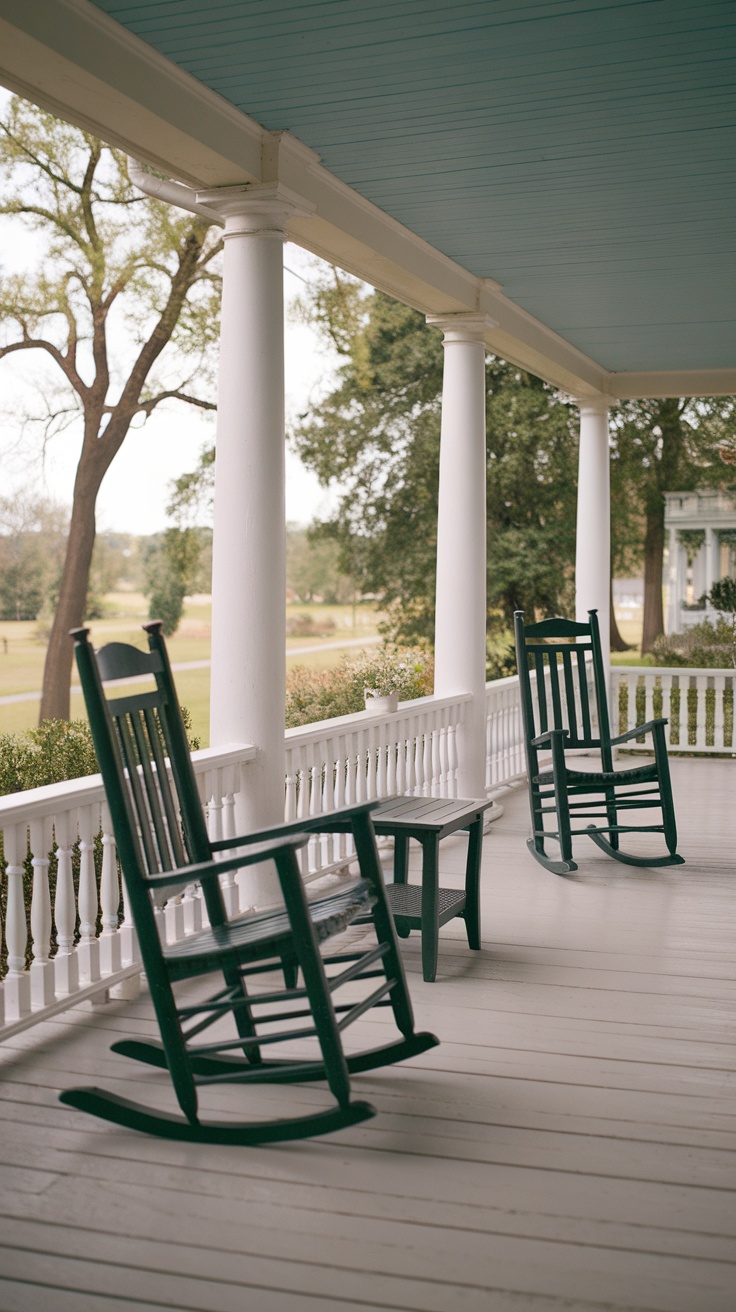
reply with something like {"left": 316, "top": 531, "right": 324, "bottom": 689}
{"left": 666, "top": 526, "right": 679, "bottom": 633}
{"left": 575, "top": 400, "right": 611, "bottom": 668}
{"left": 705, "top": 526, "right": 719, "bottom": 594}
{"left": 427, "top": 313, "right": 490, "bottom": 798}
{"left": 200, "top": 184, "right": 312, "bottom": 858}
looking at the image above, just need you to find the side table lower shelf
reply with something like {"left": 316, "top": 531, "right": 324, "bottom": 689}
{"left": 386, "top": 883, "right": 467, "bottom": 933}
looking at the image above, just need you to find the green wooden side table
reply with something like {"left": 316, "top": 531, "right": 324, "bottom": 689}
{"left": 371, "top": 795, "right": 494, "bottom": 982}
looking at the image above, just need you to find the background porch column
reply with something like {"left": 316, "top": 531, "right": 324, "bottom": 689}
{"left": 705, "top": 526, "right": 719, "bottom": 594}
{"left": 427, "top": 313, "right": 490, "bottom": 798}
{"left": 666, "top": 526, "right": 680, "bottom": 633}
{"left": 575, "top": 399, "right": 611, "bottom": 669}
{"left": 199, "top": 184, "right": 311, "bottom": 861}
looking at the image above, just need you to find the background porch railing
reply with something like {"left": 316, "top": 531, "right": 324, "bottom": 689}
{"left": 611, "top": 665, "right": 735, "bottom": 753}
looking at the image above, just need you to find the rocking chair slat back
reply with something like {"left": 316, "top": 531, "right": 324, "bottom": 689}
{"left": 526, "top": 639, "right": 599, "bottom": 750}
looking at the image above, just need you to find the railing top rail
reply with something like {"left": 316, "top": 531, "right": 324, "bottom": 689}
{"left": 0, "top": 742, "right": 256, "bottom": 828}
{"left": 484, "top": 673, "right": 521, "bottom": 692}
{"left": 612, "top": 665, "right": 735, "bottom": 678}
{"left": 284, "top": 691, "right": 472, "bottom": 745}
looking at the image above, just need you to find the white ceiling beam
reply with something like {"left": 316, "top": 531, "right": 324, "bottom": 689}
{"left": 609, "top": 371, "right": 736, "bottom": 400}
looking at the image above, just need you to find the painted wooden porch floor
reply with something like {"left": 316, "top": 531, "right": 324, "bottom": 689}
{"left": 0, "top": 756, "right": 734, "bottom": 1312}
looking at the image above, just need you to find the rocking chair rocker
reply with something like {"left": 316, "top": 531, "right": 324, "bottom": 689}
{"left": 514, "top": 608, "right": 684, "bottom": 874}
{"left": 61, "top": 622, "right": 437, "bottom": 1143}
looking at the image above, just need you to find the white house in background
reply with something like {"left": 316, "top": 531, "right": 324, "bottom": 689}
{"left": 665, "top": 490, "right": 736, "bottom": 632}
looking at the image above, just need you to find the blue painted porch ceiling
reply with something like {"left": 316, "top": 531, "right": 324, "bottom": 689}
{"left": 93, "top": 0, "right": 736, "bottom": 376}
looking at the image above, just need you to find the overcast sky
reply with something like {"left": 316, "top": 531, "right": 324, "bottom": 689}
{"left": 0, "top": 228, "right": 342, "bottom": 534}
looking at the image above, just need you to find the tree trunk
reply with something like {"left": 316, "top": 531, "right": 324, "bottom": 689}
{"left": 640, "top": 500, "right": 666, "bottom": 655}
{"left": 609, "top": 581, "right": 630, "bottom": 651}
{"left": 39, "top": 449, "right": 105, "bottom": 721}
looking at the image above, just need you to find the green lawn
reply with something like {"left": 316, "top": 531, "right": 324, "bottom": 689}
{"left": 0, "top": 600, "right": 651, "bottom": 747}
{"left": 0, "top": 596, "right": 382, "bottom": 747}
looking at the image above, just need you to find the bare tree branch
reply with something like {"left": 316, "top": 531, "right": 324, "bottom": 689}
{"left": 134, "top": 389, "right": 218, "bottom": 417}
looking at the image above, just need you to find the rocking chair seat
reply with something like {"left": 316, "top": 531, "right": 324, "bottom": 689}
{"left": 535, "top": 762, "right": 659, "bottom": 788}
{"left": 164, "top": 878, "right": 374, "bottom": 968}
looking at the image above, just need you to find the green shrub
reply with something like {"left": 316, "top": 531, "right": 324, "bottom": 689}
{"left": 0, "top": 719, "right": 98, "bottom": 797}
{"left": 652, "top": 618, "right": 735, "bottom": 669}
{"left": 285, "top": 646, "right": 433, "bottom": 728}
{"left": 286, "top": 612, "right": 337, "bottom": 638}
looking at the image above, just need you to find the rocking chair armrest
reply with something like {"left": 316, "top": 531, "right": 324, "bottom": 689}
{"left": 611, "top": 717, "right": 668, "bottom": 746}
{"left": 211, "top": 801, "right": 383, "bottom": 851}
{"left": 146, "top": 832, "right": 311, "bottom": 890}
{"left": 530, "top": 728, "right": 570, "bottom": 748}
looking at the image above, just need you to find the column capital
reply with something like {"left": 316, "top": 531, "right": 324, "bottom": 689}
{"left": 195, "top": 182, "right": 315, "bottom": 232}
{"left": 573, "top": 395, "right": 611, "bottom": 418}
{"left": 426, "top": 311, "right": 496, "bottom": 343}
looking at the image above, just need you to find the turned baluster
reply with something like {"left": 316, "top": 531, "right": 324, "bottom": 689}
{"left": 53, "top": 811, "right": 79, "bottom": 997}
{"left": 76, "top": 804, "right": 101, "bottom": 984}
{"left": 208, "top": 772, "right": 238, "bottom": 917}
{"left": 98, "top": 804, "right": 122, "bottom": 975}
{"left": 29, "top": 816, "right": 55, "bottom": 1009}
{"left": 3, "top": 823, "right": 31, "bottom": 1020}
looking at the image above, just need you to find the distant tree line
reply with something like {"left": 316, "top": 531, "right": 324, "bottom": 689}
{"left": 0, "top": 499, "right": 353, "bottom": 633}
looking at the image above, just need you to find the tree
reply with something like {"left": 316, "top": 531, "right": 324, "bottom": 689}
{"left": 142, "top": 526, "right": 209, "bottom": 635}
{"left": 0, "top": 97, "right": 222, "bottom": 719}
{"left": 610, "top": 398, "right": 736, "bottom": 653}
{"left": 0, "top": 495, "right": 67, "bottom": 620}
{"left": 291, "top": 273, "right": 579, "bottom": 645}
{"left": 286, "top": 525, "right": 354, "bottom": 604}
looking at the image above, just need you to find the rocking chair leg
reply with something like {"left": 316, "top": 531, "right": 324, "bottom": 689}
{"left": 276, "top": 849, "right": 352, "bottom": 1109}
{"left": 222, "top": 961, "right": 263, "bottom": 1065}
{"left": 604, "top": 786, "right": 619, "bottom": 851}
{"left": 280, "top": 953, "right": 299, "bottom": 990}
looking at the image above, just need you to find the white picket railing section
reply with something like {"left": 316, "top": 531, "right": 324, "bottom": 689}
{"left": 611, "top": 665, "right": 735, "bottom": 754}
{"left": 285, "top": 693, "right": 470, "bottom": 880}
{"left": 484, "top": 674, "right": 526, "bottom": 790}
{"left": 0, "top": 743, "right": 256, "bottom": 1039}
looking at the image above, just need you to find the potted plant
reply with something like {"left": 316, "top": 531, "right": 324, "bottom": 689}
{"left": 364, "top": 687, "right": 400, "bottom": 715}
{"left": 351, "top": 647, "right": 433, "bottom": 715}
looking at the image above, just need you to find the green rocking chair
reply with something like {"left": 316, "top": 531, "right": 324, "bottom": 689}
{"left": 61, "top": 622, "right": 437, "bottom": 1144}
{"left": 514, "top": 608, "right": 684, "bottom": 874}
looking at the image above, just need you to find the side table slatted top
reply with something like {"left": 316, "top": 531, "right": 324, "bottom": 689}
{"left": 371, "top": 796, "right": 494, "bottom": 982}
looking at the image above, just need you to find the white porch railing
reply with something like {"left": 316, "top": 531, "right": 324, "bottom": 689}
{"left": 611, "top": 665, "right": 735, "bottom": 753}
{"left": 484, "top": 674, "right": 526, "bottom": 790}
{"left": 484, "top": 664, "right": 735, "bottom": 765}
{"left": 0, "top": 744, "right": 255, "bottom": 1039}
{"left": 0, "top": 693, "right": 470, "bottom": 1038}
{"left": 285, "top": 693, "right": 470, "bottom": 881}
{"left": 11, "top": 666, "right": 723, "bottom": 1042}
